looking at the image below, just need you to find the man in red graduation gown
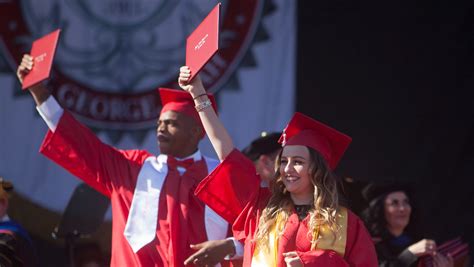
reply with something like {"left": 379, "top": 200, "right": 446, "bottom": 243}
{"left": 17, "top": 55, "right": 239, "bottom": 266}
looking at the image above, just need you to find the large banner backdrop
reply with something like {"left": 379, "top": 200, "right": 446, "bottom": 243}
{"left": 0, "top": 0, "right": 295, "bottom": 219}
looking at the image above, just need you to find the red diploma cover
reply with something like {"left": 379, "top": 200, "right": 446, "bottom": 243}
{"left": 22, "top": 29, "right": 61, "bottom": 89}
{"left": 418, "top": 237, "right": 470, "bottom": 267}
{"left": 185, "top": 3, "right": 220, "bottom": 81}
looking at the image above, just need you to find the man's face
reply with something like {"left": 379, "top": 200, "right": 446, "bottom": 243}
{"left": 255, "top": 150, "right": 281, "bottom": 183}
{"left": 157, "top": 110, "right": 201, "bottom": 157}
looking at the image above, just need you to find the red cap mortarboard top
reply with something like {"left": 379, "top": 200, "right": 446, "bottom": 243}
{"left": 278, "top": 112, "right": 352, "bottom": 170}
{"left": 158, "top": 87, "right": 217, "bottom": 125}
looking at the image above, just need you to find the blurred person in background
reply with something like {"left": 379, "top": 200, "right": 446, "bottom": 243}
{"left": 242, "top": 132, "right": 282, "bottom": 186}
{"left": 362, "top": 182, "right": 454, "bottom": 267}
{"left": 0, "top": 176, "right": 37, "bottom": 267}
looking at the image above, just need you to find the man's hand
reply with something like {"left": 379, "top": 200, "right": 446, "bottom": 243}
{"left": 283, "top": 251, "right": 303, "bottom": 267}
{"left": 184, "top": 239, "right": 235, "bottom": 266}
{"left": 16, "top": 54, "right": 50, "bottom": 105}
{"left": 178, "top": 66, "right": 206, "bottom": 98}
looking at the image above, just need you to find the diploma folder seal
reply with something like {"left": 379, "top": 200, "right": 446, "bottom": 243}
{"left": 185, "top": 3, "right": 220, "bottom": 81}
{"left": 21, "top": 29, "right": 61, "bottom": 90}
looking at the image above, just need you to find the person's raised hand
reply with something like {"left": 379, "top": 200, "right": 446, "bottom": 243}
{"left": 408, "top": 239, "right": 437, "bottom": 257}
{"left": 16, "top": 54, "right": 34, "bottom": 83}
{"left": 178, "top": 66, "right": 206, "bottom": 97}
{"left": 283, "top": 251, "right": 303, "bottom": 267}
{"left": 15, "top": 54, "right": 50, "bottom": 105}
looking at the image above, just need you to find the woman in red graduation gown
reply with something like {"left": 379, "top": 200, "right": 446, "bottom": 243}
{"left": 178, "top": 66, "right": 378, "bottom": 267}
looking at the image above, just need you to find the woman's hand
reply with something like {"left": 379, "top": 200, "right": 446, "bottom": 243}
{"left": 178, "top": 66, "right": 206, "bottom": 97}
{"left": 407, "top": 239, "right": 437, "bottom": 257}
{"left": 433, "top": 253, "right": 454, "bottom": 267}
{"left": 283, "top": 251, "right": 303, "bottom": 267}
{"left": 17, "top": 54, "right": 34, "bottom": 83}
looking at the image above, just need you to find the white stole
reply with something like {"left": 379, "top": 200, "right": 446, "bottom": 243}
{"left": 123, "top": 152, "right": 228, "bottom": 255}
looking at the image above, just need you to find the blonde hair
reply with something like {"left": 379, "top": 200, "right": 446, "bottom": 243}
{"left": 254, "top": 147, "right": 340, "bottom": 250}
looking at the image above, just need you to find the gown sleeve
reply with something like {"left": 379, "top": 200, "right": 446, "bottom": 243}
{"left": 343, "top": 211, "right": 379, "bottom": 267}
{"left": 39, "top": 111, "right": 152, "bottom": 197}
{"left": 195, "top": 149, "right": 263, "bottom": 224}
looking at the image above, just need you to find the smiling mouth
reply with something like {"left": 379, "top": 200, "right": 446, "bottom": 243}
{"left": 285, "top": 176, "right": 300, "bottom": 182}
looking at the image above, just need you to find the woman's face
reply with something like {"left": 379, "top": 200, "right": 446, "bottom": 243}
{"left": 384, "top": 191, "right": 411, "bottom": 232}
{"left": 280, "top": 145, "right": 313, "bottom": 201}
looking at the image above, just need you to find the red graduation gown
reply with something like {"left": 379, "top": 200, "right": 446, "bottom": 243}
{"left": 39, "top": 111, "right": 230, "bottom": 267}
{"left": 195, "top": 149, "right": 378, "bottom": 267}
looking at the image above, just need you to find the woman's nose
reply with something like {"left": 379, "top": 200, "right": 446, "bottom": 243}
{"left": 398, "top": 204, "right": 407, "bottom": 212}
{"left": 284, "top": 162, "right": 294, "bottom": 173}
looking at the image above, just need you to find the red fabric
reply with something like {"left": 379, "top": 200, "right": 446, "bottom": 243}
{"left": 195, "top": 149, "right": 378, "bottom": 267}
{"left": 39, "top": 111, "right": 230, "bottom": 267}
{"left": 162, "top": 101, "right": 200, "bottom": 124}
{"left": 167, "top": 157, "right": 195, "bottom": 169}
{"left": 159, "top": 87, "right": 217, "bottom": 126}
{"left": 278, "top": 112, "right": 352, "bottom": 170}
{"left": 161, "top": 157, "right": 208, "bottom": 265}
{"left": 297, "top": 250, "right": 349, "bottom": 267}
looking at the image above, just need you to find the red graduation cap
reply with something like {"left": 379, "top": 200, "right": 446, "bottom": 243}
{"left": 158, "top": 87, "right": 217, "bottom": 125}
{"left": 278, "top": 112, "right": 352, "bottom": 170}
